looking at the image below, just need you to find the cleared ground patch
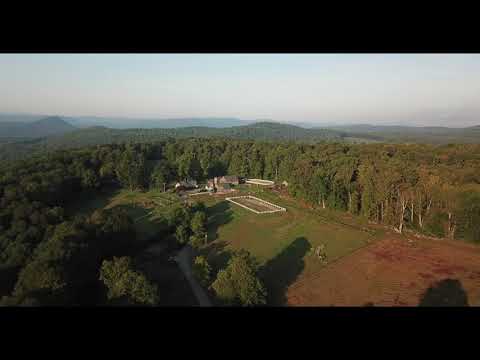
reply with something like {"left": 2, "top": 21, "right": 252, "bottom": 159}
{"left": 287, "top": 235, "right": 480, "bottom": 306}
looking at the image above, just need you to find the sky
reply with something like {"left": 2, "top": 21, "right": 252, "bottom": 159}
{"left": 0, "top": 54, "right": 479, "bottom": 126}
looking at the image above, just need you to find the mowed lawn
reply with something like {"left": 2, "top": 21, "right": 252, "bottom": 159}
{"left": 193, "top": 187, "right": 380, "bottom": 305}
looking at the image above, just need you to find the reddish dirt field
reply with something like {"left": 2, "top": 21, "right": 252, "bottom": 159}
{"left": 287, "top": 234, "right": 480, "bottom": 306}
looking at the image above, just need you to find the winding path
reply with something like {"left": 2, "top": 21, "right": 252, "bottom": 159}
{"left": 174, "top": 245, "right": 212, "bottom": 307}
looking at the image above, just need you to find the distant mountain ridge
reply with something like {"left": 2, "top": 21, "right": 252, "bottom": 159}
{"left": 1, "top": 114, "right": 480, "bottom": 164}
{"left": 324, "top": 123, "right": 480, "bottom": 143}
{"left": 0, "top": 116, "right": 76, "bottom": 138}
{"left": 43, "top": 121, "right": 347, "bottom": 148}
{"left": 63, "top": 116, "right": 256, "bottom": 129}
{"left": 324, "top": 123, "right": 480, "bottom": 131}
{"left": 1, "top": 112, "right": 478, "bottom": 131}
{"left": 0, "top": 121, "right": 348, "bottom": 162}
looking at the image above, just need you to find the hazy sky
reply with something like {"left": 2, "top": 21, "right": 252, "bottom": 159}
{"left": 1, "top": 54, "right": 479, "bottom": 126}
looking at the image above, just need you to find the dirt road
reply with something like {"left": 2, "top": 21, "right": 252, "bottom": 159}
{"left": 174, "top": 245, "right": 212, "bottom": 307}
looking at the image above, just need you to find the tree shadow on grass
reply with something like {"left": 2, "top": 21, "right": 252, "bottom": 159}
{"left": 205, "top": 201, "right": 234, "bottom": 243}
{"left": 65, "top": 186, "right": 121, "bottom": 218}
{"left": 260, "top": 237, "right": 312, "bottom": 306}
{"left": 0, "top": 266, "right": 21, "bottom": 298}
{"left": 101, "top": 203, "right": 170, "bottom": 256}
{"left": 199, "top": 240, "right": 233, "bottom": 277}
{"left": 418, "top": 278, "right": 469, "bottom": 307}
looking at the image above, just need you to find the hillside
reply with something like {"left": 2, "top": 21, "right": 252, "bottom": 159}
{"left": 0, "top": 122, "right": 347, "bottom": 163}
{"left": 44, "top": 121, "right": 480, "bottom": 147}
{"left": 3, "top": 120, "right": 480, "bottom": 164}
{"left": 0, "top": 116, "right": 76, "bottom": 138}
{"left": 326, "top": 124, "right": 480, "bottom": 144}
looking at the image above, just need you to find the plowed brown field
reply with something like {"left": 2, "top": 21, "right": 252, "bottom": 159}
{"left": 287, "top": 235, "right": 480, "bottom": 306}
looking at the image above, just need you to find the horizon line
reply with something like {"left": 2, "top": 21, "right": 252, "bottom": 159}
{"left": 0, "top": 111, "right": 479, "bottom": 129}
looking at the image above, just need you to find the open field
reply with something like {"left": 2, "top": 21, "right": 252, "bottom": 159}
{"left": 70, "top": 186, "right": 480, "bottom": 306}
{"left": 226, "top": 195, "right": 286, "bottom": 213}
{"left": 193, "top": 186, "right": 480, "bottom": 306}
{"left": 191, "top": 187, "right": 379, "bottom": 305}
{"left": 287, "top": 235, "right": 480, "bottom": 306}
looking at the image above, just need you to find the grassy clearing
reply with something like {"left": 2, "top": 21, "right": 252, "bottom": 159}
{"left": 68, "top": 188, "right": 181, "bottom": 244}
{"left": 104, "top": 189, "right": 179, "bottom": 243}
{"left": 68, "top": 187, "right": 197, "bottom": 305}
{"left": 192, "top": 187, "right": 381, "bottom": 305}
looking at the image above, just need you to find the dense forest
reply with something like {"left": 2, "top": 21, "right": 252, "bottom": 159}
{"left": 3, "top": 119, "right": 480, "bottom": 164}
{"left": 1, "top": 139, "right": 480, "bottom": 305}
{"left": 0, "top": 122, "right": 346, "bottom": 160}
{"left": 0, "top": 122, "right": 347, "bottom": 162}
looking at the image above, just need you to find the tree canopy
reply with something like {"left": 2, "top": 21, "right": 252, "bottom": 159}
{"left": 99, "top": 256, "right": 159, "bottom": 306}
{"left": 211, "top": 250, "right": 267, "bottom": 306}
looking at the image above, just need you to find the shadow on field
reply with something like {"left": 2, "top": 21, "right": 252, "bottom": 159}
{"left": 200, "top": 241, "right": 233, "bottom": 277}
{"left": 260, "top": 237, "right": 312, "bottom": 306}
{"left": 0, "top": 266, "right": 21, "bottom": 298}
{"left": 65, "top": 186, "right": 120, "bottom": 217}
{"left": 206, "top": 201, "right": 234, "bottom": 243}
{"left": 136, "top": 245, "right": 198, "bottom": 307}
{"left": 418, "top": 278, "right": 469, "bottom": 307}
{"left": 105, "top": 203, "right": 170, "bottom": 256}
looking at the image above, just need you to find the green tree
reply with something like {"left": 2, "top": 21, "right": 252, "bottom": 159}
{"left": 115, "top": 148, "right": 146, "bottom": 191}
{"left": 192, "top": 255, "right": 211, "bottom": 287}
{"left": 99, "top": 257, "right": 159, "bottom": 306}
{"left": 175, "top": 224, "right": 190, "bottom": 245}
{"left": 90, "top": 208, "right": 136, "bottom": 257}
{"left": 190, "top": 211, "right": 207, "bottom": 238}
{"left": 177, "top": 152, "right": 202, "bottom": 180}
{"left": 211, "top": 250, "right": 267, "bottom": 306}
{"left": 150, "top": 160, "right": 173, "bottom": 191}
{"left": 81, "top": 169, "right": 99, "bottom": 189}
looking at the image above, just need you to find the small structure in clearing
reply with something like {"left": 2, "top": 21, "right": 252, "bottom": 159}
{"left": 175, "top": 179, "right": 198, "bottom": 190}
{"left": 205, "top": 175, "right": 240, "bottom": 192}
{"left": 205, "top": 179, "right": 215, "bottom": 192}
{"left": 215, "top": 175, "right": 240, "bottom": 186}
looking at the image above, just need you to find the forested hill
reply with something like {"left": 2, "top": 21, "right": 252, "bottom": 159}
{"left": 0, "top": 122, "right": 347, "bottom": 162}
{"left": 2, "top": 119, "right": 480, "bottom": 164}
{"left": 0, "top": 116, "right": 76, "bottom": 138}
{"left": 46, "top": 121, "right": 347, "bottom": 144}
{"left": 325, "top": 124, "right": 480, "bottom": 144}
